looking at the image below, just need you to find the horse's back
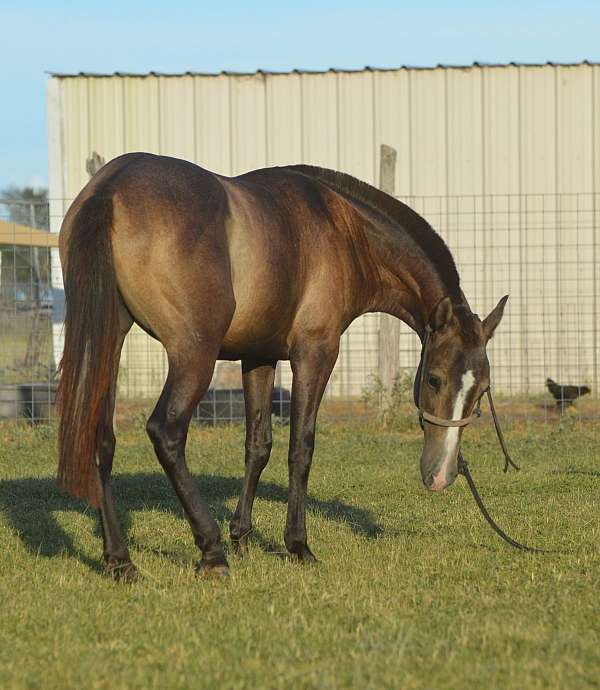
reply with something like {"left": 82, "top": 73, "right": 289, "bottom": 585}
{"left": 62, "top": 154, "right": 360, "bottom": 358}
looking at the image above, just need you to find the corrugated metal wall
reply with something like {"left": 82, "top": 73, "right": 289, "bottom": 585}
{"left": 47, "top": 64, "right": 600, "bottom": 399}
{"left": 51, "top": 64, "right": 600, "bottom": 197}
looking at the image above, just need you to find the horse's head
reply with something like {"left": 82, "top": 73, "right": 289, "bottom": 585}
{"left": 414, "top": 295, "right": 508, "bottom": 492}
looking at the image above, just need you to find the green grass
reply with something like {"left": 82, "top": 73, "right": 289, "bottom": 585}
{"left": 0, "top": 310, "right": 54, "bottom": 383}
{"left": 0, "top": 420, "right": 599, "bottom": 690}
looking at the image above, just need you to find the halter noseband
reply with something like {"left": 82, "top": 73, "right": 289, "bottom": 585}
{"left": 416, "top": 325, "right": 482, "bottom": 429}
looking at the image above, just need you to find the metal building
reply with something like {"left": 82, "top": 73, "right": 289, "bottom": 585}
{"left": 47, "top": 62, "right": 600, "bottom": 400}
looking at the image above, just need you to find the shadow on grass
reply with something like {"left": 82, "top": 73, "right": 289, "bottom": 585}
{"left": 551, "top": 468, "right": 600, "bottom": 478}
{"left": 0, "top": 473, "right": 383, "bottom": 571}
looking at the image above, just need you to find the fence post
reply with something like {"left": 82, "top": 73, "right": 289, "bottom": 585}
{"left": 378, "top": 145, "right": 401, "bottom": 403}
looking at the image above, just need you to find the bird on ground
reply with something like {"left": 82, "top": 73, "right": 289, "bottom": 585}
{"left": 546, "top": 378, "right": 591, "bottom": 411}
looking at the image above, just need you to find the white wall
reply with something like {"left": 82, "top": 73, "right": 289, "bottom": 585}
{"left": 47, "top": 64, "right": 600, "bottom": 397}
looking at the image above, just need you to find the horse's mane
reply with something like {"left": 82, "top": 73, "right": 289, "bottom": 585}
{"left": 285, "top": 164, "right": 461, "bottom": 300}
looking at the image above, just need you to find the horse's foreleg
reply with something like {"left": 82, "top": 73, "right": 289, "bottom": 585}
{"left": 146, "top": 342, "right": 229, "bottom": 578}
{"left": 230, "top": 358, "right": 277, "bottom": 551}
{"left": 284, "top": 340, "right": 338, "bottom": 562}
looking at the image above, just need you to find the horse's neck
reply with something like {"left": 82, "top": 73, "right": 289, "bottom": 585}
{"left": 363, "top": 220, "right": 460, "bottom": 335}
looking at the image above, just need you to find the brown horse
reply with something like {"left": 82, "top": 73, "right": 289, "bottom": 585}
{"left": 57, "top": 153, "right": 507, "bottom": 580}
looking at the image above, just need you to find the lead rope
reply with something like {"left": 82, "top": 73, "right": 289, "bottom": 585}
{"left": 486, "top": 387, "right": 520, "bottom": 473}
{"left": 457, "top": 452, "right": 548, "bottom": 553}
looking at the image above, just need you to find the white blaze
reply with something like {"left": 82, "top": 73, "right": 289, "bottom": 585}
{"left": 432, "top": 370, "right": 475, "bottom": 488}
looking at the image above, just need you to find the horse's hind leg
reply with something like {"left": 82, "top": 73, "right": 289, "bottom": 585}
{"left": 96, "top": 304, "right": 136, "bottom": 581}
{"left": 229, "top": 358, "right": 277, "bottom": 550}
{"left": 146, "top": 338, "right": 229, "bottom": 578}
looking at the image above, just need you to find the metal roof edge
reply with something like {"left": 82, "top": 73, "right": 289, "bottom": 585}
{"left": 46, "top": 60, "right": 599, "bottom": 79}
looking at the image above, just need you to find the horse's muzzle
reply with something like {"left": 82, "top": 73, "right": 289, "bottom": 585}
{"left": 420, "top": 444, "right": 459, "bottom": 492}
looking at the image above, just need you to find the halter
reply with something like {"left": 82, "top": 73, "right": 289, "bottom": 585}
{"left": 415, "top": 324, "right": 518, "bottom": 472}
{"left": 416, "top": 325, "right": 482, "bottom": 429}
{"left": 414, "top": 320, "right": 555, "bottom": 554}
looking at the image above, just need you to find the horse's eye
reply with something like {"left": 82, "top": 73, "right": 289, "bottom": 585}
{"left": 428, "top": 375, "right": 441, "bottom": 391}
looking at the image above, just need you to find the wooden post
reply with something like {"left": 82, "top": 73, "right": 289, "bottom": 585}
{"left": 377, "top": 145, "right": 401, "bottom": 403}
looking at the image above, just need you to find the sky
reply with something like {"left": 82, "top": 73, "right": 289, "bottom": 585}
{"left": 1, "top": 0, "right": 600, "bottom": 192}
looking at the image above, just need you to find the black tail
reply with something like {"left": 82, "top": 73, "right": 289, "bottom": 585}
{"left": 57, "top": 194, "right": 120, "bottom": 507}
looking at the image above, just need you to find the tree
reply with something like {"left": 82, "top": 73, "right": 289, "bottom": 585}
{"left": 1, "top": 185, "right": 49, "bottom": 230}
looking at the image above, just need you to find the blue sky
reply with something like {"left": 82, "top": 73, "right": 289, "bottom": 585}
{"left": 1, "top": 0, "right": 600, "bottom": 191}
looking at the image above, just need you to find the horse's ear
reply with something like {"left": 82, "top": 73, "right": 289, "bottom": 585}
{"left": 483, "top": 295, "right": 509, "bottom": 341}
{"left": 429, "top": 296, "right": 454, "bottom": 333}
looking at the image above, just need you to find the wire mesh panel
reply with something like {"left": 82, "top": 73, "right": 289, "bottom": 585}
{"left": 0, "top": 193, "right": 598, "bottom": 425}
{"left": 0, "top": 200, "right": 56, "bottom": 423}
{"left": 388, "top": 192, "right": 600, "bottom": 424}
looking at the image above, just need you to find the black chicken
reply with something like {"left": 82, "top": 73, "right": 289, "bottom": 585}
{"left": 546, "top": 378, "right": 591, "bottom": 411}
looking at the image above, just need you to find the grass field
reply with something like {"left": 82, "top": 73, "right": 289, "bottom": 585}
{"left": 0, "top": 309, "right": 54, "bottom": 384}
{"left": 0, "top": 418, "right": 599, "bottom": 690}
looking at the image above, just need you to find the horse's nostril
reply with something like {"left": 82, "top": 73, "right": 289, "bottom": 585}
{"left": 424, "top": 473, "right": 435, "bottom": 488}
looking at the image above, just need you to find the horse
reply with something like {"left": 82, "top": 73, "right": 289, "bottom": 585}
{"left": 57, "top": 153, "right": 508, "bottom": 581}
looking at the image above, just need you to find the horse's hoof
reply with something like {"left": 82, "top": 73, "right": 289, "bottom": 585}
{"left": 290, "top": 545, "right": 317, "bottom": 564}
{"left": 230, "top": 525, "right": 252, "bottom": 556}
{"left": 196, "top": 560, "right": 230, "bottom": 580}
{"left": 106, "top": 560, "right": 139, "bottom": 583}
{"left": 231, "top": 537, "right": 250, "bottom": 557}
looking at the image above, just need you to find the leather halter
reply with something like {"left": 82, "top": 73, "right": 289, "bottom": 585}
{"left": 415, "top": 323, "right": 519, "bottom": 473}
{"left": 416, "top": 325, "right": 482, "bottom": 429}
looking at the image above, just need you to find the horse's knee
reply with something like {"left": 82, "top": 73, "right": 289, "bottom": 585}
{"left": 289, "top": 431, "right": 315, "bottom": 475}
{"left": 247, "top": 436, "right": 272, "bottom": 469}
{"left": 257, "top": 438, "right": 273, "bottom": 465}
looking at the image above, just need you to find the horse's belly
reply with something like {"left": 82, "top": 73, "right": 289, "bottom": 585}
{"left": 219, "top": 294, "right": 294, "bottom": 360}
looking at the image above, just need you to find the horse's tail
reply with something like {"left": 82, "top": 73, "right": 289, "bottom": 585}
{"left": 57, "top": 193, "right": 120, "bottom": 507}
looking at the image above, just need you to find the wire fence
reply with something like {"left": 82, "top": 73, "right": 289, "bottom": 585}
{"left": 0, "top": 193, "right": 598, "bottom": 426}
